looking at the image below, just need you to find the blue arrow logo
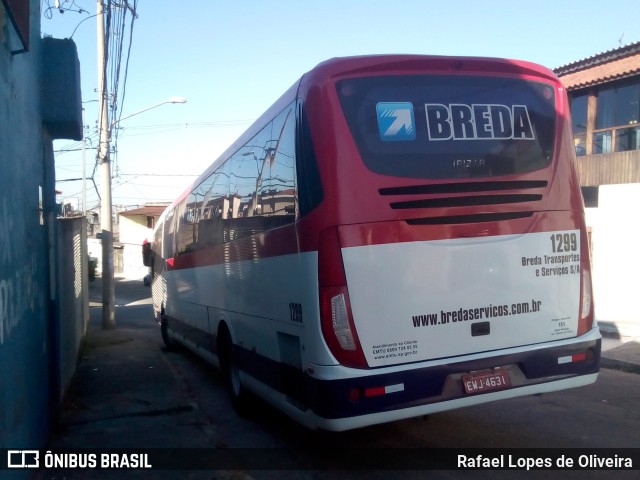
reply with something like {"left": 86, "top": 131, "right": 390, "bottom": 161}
{"left": 376, "top": 102, "right": 416, "bottom": 141}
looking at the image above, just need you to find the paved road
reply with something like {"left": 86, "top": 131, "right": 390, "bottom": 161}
{"left": 37, "top": 276, "right": 640, "bottom": 480}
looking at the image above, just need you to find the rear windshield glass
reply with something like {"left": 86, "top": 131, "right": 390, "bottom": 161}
{"left": 336, "top": 75, "right": 556, "bottom": 179}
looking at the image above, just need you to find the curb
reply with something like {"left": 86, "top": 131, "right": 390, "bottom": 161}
{"left": 600, "top": 357, "right": 640, "bottom": 375}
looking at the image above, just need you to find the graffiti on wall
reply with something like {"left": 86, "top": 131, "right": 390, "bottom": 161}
{"left": 0, "top": 254, "right": 45, "bottom": 345}
{"left": 0, "top": 199, "right": 44, "bottom": 345}
{"left": 0, "top": 198, "right": 13, "bottom": 266}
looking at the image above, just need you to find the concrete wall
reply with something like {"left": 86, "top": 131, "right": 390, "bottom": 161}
{"left": 0, "top": 0, "right": 53, "bottom": 456}
{"left": 54, "top": 217, "right": 89, "bottom": 402}
{"left": 585, "top": 183, "right": 640, "bottom": 335}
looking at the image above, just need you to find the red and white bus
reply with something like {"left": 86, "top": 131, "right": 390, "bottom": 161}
{"left": 144, "top": 55, "right": 600, "bottom": 431}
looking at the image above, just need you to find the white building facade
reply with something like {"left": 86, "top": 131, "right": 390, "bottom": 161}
{"left": 555, "top": 42, "right": 640, "bottom": 336}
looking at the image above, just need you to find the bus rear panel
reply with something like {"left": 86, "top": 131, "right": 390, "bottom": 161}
{"left": 149, "top": 55, "right": 600, "bottom": 431}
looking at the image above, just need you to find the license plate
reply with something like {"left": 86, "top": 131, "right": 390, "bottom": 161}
{"left": 462, "top": 369, "right": 511, "bottom": 394}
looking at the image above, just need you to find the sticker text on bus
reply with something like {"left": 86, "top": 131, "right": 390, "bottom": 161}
{"left": 425, "top": 104, "right": 535, "bottom": 141}
{"left": 411, "top": 299, "right": 543, "bottom": 328}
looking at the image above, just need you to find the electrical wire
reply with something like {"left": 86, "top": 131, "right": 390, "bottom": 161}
{"left": 115, "top": 0, "right": 137, "bottom": 134}
{"left": 70, "top": 13, "right": 98, "bottom": 39}
{"left": 43, "top": 1, "right": 138, "bottom": 207}
{"left": 42, "top": 0, "right": 88, "bottom": 19}
{"left": 106, "top": 1, "right": 138, "bottom": 180}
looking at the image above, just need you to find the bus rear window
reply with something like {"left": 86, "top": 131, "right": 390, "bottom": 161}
{"left": 337, "top": 75, "right": 556, "bottom": 179}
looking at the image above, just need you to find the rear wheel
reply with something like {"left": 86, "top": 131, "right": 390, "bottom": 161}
{"left": 218, "top": 324, "right": 251, "bottom": 414}
{"left": 160, "top": 312, "right": 178, "bottom": 350}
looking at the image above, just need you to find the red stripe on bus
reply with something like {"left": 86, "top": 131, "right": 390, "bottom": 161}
{"left": 170, "top": 224, "right": 301, "bottom": 271}
{"left": 167, "top": 210, "right": 580, "bottom": 271}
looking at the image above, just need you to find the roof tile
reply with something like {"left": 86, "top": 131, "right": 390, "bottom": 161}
{"left": 556, "top": 52, "right": 640, "bottom": 90}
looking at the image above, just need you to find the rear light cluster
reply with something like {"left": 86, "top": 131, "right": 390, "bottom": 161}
{"left": 330, "top": 293, "right": 355, "bottom": 350}
{"left": 318, "top": 227, "right": 368, "bottom": 368}
{"left": 557, "top": 349, "right": 595, "bottom": 365}
{"left": 578, "top": 232, "right": 594, "bottom": 335}
{"left": 349, "top": 383, "right": 405, "bottom": 402}
{"left": 581, "top": 269, "right": 592, "bottom": 322}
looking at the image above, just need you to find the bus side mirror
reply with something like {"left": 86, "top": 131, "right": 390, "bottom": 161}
{"left": 142, "top": 241, "right": 152, "bottom": 267}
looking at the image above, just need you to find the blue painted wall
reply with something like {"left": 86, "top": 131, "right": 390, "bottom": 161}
{"left": 0, "top": 3, "right": 55, "bottom": 479}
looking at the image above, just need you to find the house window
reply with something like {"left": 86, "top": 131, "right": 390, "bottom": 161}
{"left": 616, "top": 126, "right": 640, "bottom": 152}
{"left": 596, "top": 80, "right": 640, "bottom": 129}
{"left": 592, "top": 131, "right": 613, "bottom": 154}
{"left": 146, "top": 216, "right": 154, "bottom": 229}
{"left": 591, "top": 78, "right": 640, "bottom": 153}
{"left": 570, "top": 94, "right": 588, "bottom": 157}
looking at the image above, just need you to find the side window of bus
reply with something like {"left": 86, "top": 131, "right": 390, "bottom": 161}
{"left": 263, "top": 105, "right": 296, "bottom": 218}
{"left": 197, "top": 166, "right": 231, "bottom": 249}
{"left": 296, "top": 102, "right": 323, "bottom": 216}
{"left": 175, "top": 198, "right": 195, "bottom": 255}
{"left": 176, "top": 102, "right": 298, "bottom": 254}
{"left": 152, "top": 220, "right": 163, "bottom": 274}
{"left": 196, "top": 167, "right": 229, "bottom": 248}
{"left": 163, "top": 207, "right": 176, "bottom": 259}
{"left": 228, "top": 104, "right": 297, "bottom": 238}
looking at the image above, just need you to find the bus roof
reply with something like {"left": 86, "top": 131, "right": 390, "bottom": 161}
{"left": 303, "top": 54, "right": 559, "bottom": 87}
{"left": 172, "top": 54, "right": 560, "bottom": 208}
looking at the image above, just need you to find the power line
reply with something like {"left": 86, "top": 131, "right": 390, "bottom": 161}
{"left": 122, "top": 120, "right": 254, "bottom": 129}
{"left": 117, "top": 173, "right": 199, "bottom": 177}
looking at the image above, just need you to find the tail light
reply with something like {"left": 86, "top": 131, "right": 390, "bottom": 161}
{"left": 330, "top": 292, "right": 355, "bottom": 350}
{"left": 578, "top": 267, "right": 594, "bottom": 335}
{"left": 577, "top": 230, "right": 594, "bottom": 335}
{"left": 318, "top": 227, "right": 368, "bottom": 368}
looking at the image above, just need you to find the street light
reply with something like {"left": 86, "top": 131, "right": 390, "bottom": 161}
{"left": 111, "top": 96, "right": 187, "bottom": 130}
{"left": 99, "top": 96, "right": 187, "bottom": 329}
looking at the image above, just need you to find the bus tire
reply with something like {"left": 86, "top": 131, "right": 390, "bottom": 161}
{"left": 218, "top": 324, "right": 251, "bottom": 414}
{"left": 160, "top": 312, "right": 178, "bottom": 350}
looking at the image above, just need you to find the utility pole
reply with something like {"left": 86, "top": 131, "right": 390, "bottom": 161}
{"left": 97, "top": 0, "right": 116, "bottom": 329}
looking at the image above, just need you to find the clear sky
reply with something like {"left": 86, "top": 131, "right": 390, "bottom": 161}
{"left": 43, "top": 0, "right": 640, "bottom": 211}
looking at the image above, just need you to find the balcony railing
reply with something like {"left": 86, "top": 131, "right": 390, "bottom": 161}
{"left": 575, "top": 148, "right": 640, "bottom": 186}
{"left": 575, "top": 125, "right": 640, "bottom": 157}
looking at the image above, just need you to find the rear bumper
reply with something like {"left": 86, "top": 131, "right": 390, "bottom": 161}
{"left": 304, "top": 329, "right": 600, "bottom": 428}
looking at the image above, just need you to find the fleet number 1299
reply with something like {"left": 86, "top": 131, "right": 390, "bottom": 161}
{"left": 550, "top": 233, "right": 577, "bottom": 253}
